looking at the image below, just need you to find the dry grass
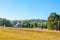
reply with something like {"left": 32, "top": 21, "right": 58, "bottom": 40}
{"left": 0, "top": 27, "right": 60, "bottom": 40}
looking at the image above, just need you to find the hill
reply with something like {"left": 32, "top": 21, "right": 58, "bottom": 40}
{"left": 20, "top": 19, "right": 47, "bottom": 22}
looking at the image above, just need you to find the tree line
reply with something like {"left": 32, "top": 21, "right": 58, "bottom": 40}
{"left": 0, "top": 18, "right": 47, "bottom": 28}
{"left": 0, "top": 12, "right": 60, "bottom": 30}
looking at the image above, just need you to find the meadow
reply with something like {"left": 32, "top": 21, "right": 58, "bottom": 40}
{"left": 0, "top": 27, "right": 60, "bottom": 40}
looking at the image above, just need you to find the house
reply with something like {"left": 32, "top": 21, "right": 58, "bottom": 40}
{"left": 13, "top": 22, "right": 23, "bottom": 28}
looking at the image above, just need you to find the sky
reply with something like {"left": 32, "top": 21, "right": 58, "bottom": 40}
{"left": 0, "top": 0, "right": 60, "bottom": 20}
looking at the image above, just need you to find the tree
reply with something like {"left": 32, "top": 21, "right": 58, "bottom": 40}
{"left": 5, "top": 20, "right": 12, "bottom": 27}
{"left": 30, "top": 22, "right": 37, "bottom": 28}
{"left": 30, "top": 22, "right": 33, "bottom": 28}
{"left": 47, "top": 12, "right": 57, "bottom": 30}
{"left": 41, "top": 22, "right": 47, "bottom": 28}
{"left": 33, "top": 22, "right": 37, "bottom": 28}
{"left": 0, "top": 18, "right": 4, "bottom": 26}
{"left": 0, "top": 18, "right": 12, "bottom": 27}
{"left": 21, "top": 20, "right": 28, "bottom": 27}
{"left": 47, "top": 12, "right": 60, "bottom": 30}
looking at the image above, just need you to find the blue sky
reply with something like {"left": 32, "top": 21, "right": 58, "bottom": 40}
{"left": 0, "top": 0, "right": 60, "bottom": 20}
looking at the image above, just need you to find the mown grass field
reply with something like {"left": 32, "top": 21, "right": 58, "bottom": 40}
{"left": 0, "top": 27, "right": 60, "bottom": 40}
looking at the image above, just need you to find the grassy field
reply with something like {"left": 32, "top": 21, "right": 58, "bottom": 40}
{"left": 0, "top": 27, "right": 60, "bottom": 40}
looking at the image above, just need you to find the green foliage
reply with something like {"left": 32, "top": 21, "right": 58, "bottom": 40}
{"left": 0, "top": 18, "right": 47, "bottom": 28}
{"left": 23, "top": 23, "right": 28, "bottom": 28}
{"left": 41, "top": 22, "right": 47, "bottom": 28}
{"left": 47, "top": 12, "right": 60, "bottom": 30}
{"left": 30, "top": 22, "right": 33, "bottom": 28}
{"left": 30, "top": 22, "right": 37, "bottom": 28}
{"left": 0, "top": 18, "right": 12, "bottom": 27}
{"left": 33, "top": 22, "right": 37, "bottom": 28}
{"left": 5, "top": 20, "right": 12, "bottom": 27}
{"left": 20, "top": 20, "right": 28, "bottom": 27}
{"left": 0, "top": 18, "right": 4, "bottom": 26}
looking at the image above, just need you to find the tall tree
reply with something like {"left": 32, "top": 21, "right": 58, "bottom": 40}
{"left": 47, "top": 12, "right": 60, "bottom": 30}
{"left": 5, "top": 20, "right": 12, "bottom": 27}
